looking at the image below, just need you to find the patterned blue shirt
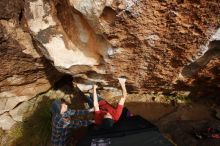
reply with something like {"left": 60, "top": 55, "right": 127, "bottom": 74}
{"left": 51, "top": 109, "right": 91, "bottom": 146}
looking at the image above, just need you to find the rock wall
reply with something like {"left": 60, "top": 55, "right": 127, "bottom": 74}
{"left": 0, "top": 0, "right": 62, "bottom": 130}
{"left": 24, "top": 0, "right": 220, "bottom": 92}
{"left": 0, "top": 0, "right": 220, "bottom": 129}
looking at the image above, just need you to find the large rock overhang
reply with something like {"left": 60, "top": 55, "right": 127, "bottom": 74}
{"left": 24, "top": 0, "right": 220, "bottom": 93}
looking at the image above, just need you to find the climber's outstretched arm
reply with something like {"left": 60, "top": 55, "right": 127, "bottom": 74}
{"left": 118, "top": 78, "right": 127, "bottom": 105}
{"left": 93, "top": 84, "right": 100, "bottom": 112}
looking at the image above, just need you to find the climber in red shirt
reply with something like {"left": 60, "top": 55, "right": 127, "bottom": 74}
{"left": 92, "top": 78, "right": 127, "bottom": 129}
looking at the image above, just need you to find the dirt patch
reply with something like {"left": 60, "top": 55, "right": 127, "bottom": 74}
{"left": 161, "top": 119, "right": 220, "bottom": 146}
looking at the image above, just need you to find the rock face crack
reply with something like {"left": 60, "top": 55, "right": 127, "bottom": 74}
{"left": 182, "top": 40, "right": 220, "bottom": 77}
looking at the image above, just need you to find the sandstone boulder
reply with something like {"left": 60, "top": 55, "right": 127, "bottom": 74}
{"left": 0, "top": 2, "right": 62, "bottom": 115}
{"left": 23, "top": 0, "right": 220, "bottom": 94}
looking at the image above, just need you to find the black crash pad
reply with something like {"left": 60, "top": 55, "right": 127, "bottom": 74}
{"left": 76, "top": 116, "right": 175, "bottom": 146}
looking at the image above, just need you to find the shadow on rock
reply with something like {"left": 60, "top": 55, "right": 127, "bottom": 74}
{"left": 11, "top": 96, "right": 53, "bottom": 146}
